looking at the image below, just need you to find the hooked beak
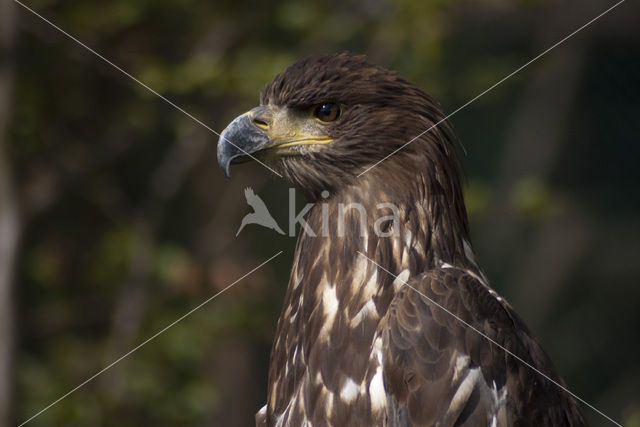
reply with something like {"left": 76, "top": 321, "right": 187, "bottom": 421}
{"left": 217, "top": 109, "right": 270, "bottom": 178}
{"left": 217, "top": 106, "right": 333, "bottom": 178}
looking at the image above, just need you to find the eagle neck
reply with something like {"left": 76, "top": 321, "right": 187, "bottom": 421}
{"left": 289, "top": 167, "right": 476, "bottom": 304}
{"left": 305, "top": 169, "right": 473, "bottom": 272}
{"left": 265, "top": 169, "right": 476, "bottom": 420}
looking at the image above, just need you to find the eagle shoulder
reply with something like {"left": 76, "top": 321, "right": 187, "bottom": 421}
{"left": 379, "top": 266, "right": 587, "bottom": 427}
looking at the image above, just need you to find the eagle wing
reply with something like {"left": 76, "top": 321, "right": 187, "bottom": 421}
{"left": 380, "top": 267, "right": 587, "bottom": 427}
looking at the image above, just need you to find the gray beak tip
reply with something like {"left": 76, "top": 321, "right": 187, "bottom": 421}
{"left": 216, "top": 112, "right": 271, "bottom": 178}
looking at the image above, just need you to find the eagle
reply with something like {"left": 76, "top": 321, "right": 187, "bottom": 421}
{"left": 217, "top": 53, "right": 587, "bottom": 426}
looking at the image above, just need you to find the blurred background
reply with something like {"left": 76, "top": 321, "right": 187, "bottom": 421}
{"left": 2, "top": 0, "right": 639, "bottom": 425}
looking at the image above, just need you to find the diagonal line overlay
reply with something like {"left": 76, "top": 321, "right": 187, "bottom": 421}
{"left": 13, "top": 0, "right": 282, "bottom": 177}
{"left": 19, "top": 251, "right": 283, "bottom": 426}
{"left": 357, "top": 251, "right": 622, "bottom": 426}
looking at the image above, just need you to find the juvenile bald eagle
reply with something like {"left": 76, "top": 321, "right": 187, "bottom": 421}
{"left": 217, "top": 54, "right": 587, "bottom": 426}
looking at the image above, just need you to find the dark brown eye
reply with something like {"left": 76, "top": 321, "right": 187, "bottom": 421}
{"left": 313, "top": 103, "right": 341, "bottom": 122}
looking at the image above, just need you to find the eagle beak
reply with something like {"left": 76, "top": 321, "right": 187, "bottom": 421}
{"left": 217, "top": 105, "right": 334, "bottom": 178}
{"left": 217, "top": 107, "right": 271, "bottom": 178}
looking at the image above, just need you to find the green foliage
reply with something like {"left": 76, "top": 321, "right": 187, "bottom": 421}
{"left": 510, "top": 176, "right": 557, "bottom": 220}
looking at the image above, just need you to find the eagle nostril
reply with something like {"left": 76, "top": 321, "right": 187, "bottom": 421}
{"left": 253, "top": 117, "right": 269, "bottom": 130}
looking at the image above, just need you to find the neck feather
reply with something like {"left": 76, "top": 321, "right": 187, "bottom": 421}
{"left": 265, "top": 164, "right": 475, "bottom": 416}
{"left": 299, "top": 165, "right": 471, "bottom": 273}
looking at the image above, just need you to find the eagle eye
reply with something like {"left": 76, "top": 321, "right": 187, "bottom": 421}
{"left": 313, "top": 103, "right": 341, "bottom": 122}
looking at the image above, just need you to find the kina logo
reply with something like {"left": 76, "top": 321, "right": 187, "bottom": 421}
{"left": 236, "top": 187, "right": 285, "bottom": 236}
{"left": 235, "top": 188, "right": 400, "bottom": 238}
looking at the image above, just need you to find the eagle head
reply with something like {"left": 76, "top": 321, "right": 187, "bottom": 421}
{"left": 217, "top": 53, "right": 462, "bottom": 201}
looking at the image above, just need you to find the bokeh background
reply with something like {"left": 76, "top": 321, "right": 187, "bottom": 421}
{"left": 2, "top": 0, "right": 639, "bottom": 425}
